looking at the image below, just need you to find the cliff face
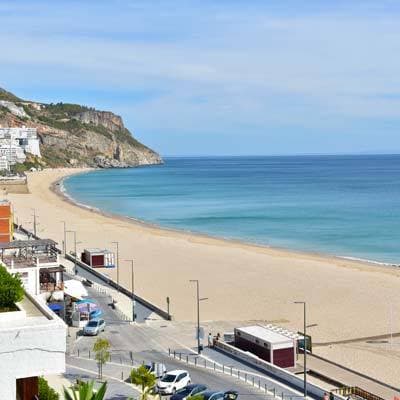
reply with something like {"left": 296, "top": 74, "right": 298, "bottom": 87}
{"left": 0, "top": 88, "right": 162, "bottom": 168}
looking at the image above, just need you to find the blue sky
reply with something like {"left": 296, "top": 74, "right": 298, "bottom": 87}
{"left": 1, "top": 1, "right": 400, "bottom": 156}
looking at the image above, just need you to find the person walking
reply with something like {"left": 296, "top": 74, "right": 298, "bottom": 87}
{"left": 208, "top": 332, "right": 213, "bottom": 347}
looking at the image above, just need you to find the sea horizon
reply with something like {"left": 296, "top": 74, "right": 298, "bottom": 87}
{"left": 63, "top": 154, "right": 400, "bottom": 265}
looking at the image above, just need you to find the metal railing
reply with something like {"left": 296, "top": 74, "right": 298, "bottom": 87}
{"left": 332, "top": 386, "right": 385, "bottom": 400}
{"left": 168, "top": 349, "right": 305, "bottom": 400}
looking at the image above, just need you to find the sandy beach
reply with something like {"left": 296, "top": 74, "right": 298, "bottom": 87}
{"left": 6, "top": 168, "right": 400, "bottom": 386}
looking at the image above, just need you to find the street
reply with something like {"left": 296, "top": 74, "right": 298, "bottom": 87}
{"left": 67, "top": 286, "right": 305, "bottom": 400}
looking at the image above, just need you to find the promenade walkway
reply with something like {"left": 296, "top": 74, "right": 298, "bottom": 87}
{"left": 306, "top": 354, "right": 400, "bottom": 400}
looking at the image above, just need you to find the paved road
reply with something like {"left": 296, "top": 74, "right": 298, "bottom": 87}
{"left": 66, "top": 362, "right": 138, "bottom": 400}
{"left": 68, "top": 286, "right": 305, "bottom": 400}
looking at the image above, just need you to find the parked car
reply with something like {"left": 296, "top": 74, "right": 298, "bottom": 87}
{"left": 157, "top": 370, "right": 191, "bottom": 394}
{"left": 188, "top": 391, "right": 239, "bottom": 400}
{"left": 170, "top": 384, "right": 208, "bottom": 400}
{"left": 83, "top": 319, "right": 106, "bottom": 336}
{"left": 144, "top": 362, "right": 167, "bottom": 378}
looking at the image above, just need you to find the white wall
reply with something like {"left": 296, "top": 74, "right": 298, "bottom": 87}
{"left": 0, "top": 294, "right": 66, "bottom": 399}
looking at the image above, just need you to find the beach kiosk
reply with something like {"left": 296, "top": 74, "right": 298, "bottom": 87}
{"left": 234, "top": 325, "right": 296, "bottom": 368}
{"left": 81, "top": 248, "right": 115, "bottom": 268}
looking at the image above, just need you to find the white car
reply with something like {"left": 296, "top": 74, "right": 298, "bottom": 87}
{"left": 157, "top": 370, "right": 191, "bottom": 395}
{"left": 83, "top": 319, "right": 106, "bottom": 336}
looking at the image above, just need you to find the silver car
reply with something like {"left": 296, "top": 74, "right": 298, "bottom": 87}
{"left": 83, "top": 319, "right": 106, "bottom": 336}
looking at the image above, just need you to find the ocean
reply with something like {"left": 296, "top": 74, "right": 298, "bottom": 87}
{"left": 63, "top": 155, "right": 400, "bottom": 264}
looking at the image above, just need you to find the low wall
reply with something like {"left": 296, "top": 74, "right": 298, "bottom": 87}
{"left": 65, "top": 254, "right": 172, "bottom": 321}
{"left": 214, "top": 341, "right": 344, "bottom": 400}
{"left": 0, "top": 179, "right": 29, "bottom": 194}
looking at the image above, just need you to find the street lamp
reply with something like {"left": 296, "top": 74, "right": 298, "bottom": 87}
{"left": 61, "top": 221, "right": 67, "bottom": 256}
{"left": 189, "top": 280, "right": 208, "bottom": 354}
{"left": 32, "top": 208, "right": 37, "bottom": 237}
{"left": 125, "top": 259, "right": 135, "bottom": 322}
{"left": 294, "top": 301, "right": 307, "bottom": 399}
{"left": 111, "top": 241, "right": 119, "bottom": 284}
{"left": 66, "top": 230, "right": 77, "bottom": 274}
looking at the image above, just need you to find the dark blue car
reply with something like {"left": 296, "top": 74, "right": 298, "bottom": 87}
{"left": 188, "top": 390, "right": 238, "bottom": 400}
{"left": 170, "top": 384, "right": 207, "bottom": 400}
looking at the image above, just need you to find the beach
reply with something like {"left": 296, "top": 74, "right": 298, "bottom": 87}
{"left": 6, "top": 168, "right": 400, "bottom": 386}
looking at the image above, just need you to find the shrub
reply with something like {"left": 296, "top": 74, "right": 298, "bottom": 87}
{"left": 38, "top": 376, "right": 59, "bottom": 400}
{"left": 0, "top": 266, "right": 24, "bottom": 311}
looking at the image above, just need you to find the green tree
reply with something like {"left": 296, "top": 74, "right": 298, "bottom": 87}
{"left": 38, "top": 376, "right": 59, "bottom": 400}
{"left": 93, "top": 338, "right": 110, "bottom": 380}
{"left": 0, "top": 266, "right": 24, "bottom": 311}
{"left": 130, "top": 365, "right": 157, "bottom": 400}
{"left": 63, "top": 380, "right": 107, "bottom": 400}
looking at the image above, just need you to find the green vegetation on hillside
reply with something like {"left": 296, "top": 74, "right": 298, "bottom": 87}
{"left": 46, "top": 102, "right": 92, "bottom": 117}
{"left": 0, "top": 87, "right": 21, "bottom": 102}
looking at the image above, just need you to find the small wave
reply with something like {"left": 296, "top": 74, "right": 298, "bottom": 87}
{"left": 338, "top": 255, "right": 398, "bottom": 267}
{"left": 59, "top": 178, "right": 101, "bottom": 213}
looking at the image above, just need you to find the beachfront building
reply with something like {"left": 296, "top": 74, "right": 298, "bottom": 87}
{"left": 234, "top": 325, "right": 298, "bottom": 368}
{"left": 0, "top": 239, "right": 65, "bottom": 301}
{"left": 0, "top": 290, "right": 66, "bottom": 399}
{"left": 0, "top": 127, "right": 41, "bottom": 168}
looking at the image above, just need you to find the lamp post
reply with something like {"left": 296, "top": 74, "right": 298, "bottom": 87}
{"left": 125, "top": 259, "right": 135, "bottom": 322}
{"left": 61, "top": 221, "right": 67, "bottom": 256}
{"left": 32, "top": 208, "right": 37, "bottom": 237}
{"left": 294, "top": 301, "right": 307, "bottom": 399}
{"left": 66, "top": 230, "right": 77, "bottom": 273}
{"left": 189, "top": 280, "right": 208, "bottom": 354}
{"left": 111, "top": 241, "right": 119, "bottom": 284}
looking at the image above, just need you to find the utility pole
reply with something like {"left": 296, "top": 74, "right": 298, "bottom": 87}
{"left": 111, "top": 241, "right": 119, "bottom": 284}
{"left": 61, "top": 221, "right": 67, "bottom": 256}
{"left": 125, "top": 259, "right": 135, "bottom": 322}
{"left": 294, "top": 301, "right": 307, "bottom": 399}
{"left": 189, "top": 280, "right": 208, "bottom": 354}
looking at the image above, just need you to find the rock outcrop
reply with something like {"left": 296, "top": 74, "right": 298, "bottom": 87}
{"left": 0, "top": 88, "right": 162, "bottom": 168}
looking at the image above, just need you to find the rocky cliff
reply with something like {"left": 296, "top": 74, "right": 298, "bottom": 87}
{"left": 0, "top": 87, "right": 162, "bottom": 168}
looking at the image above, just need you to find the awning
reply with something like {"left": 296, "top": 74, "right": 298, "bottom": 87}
{"left": 64, "top": 279, "right": 88, "bottom": 300}
{"left": 48, "top": 303, "right": 63, "bottom": 312}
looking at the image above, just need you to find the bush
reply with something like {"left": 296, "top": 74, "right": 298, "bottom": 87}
{"left": 0, "top": 266, "right": 24, "bottom": 311}
{"left": 38, "top": 376, "right": 59, "bottom": 400}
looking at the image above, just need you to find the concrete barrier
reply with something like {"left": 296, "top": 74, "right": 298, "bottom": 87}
{"left": 214, "top": 341, "right": 345, "bottom": 400}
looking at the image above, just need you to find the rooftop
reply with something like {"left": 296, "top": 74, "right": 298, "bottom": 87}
{"left": 0, "top": 239, "right": 57, "bottom": 250}
{"left": 0, "top": 290, "right": 65, "bottom": 330}
{"left": 84, "top": 248, "right": 112, "bottom": 254}
{"left": 236, "top": 325, "right": 294, "bottom": 345}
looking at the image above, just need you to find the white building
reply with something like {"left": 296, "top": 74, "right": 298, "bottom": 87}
{"left": 0, "top": 127, "right": 41, "bottom": 168}
{"left": 0, "top": 291, "right": 66, "bottom": 399}
{"left": 0, "top": 239, "right": 64, "bottom": 302}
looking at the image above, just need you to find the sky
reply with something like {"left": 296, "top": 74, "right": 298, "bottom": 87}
{"left": 1, "top": 0, "right": 400, "bottom": 156}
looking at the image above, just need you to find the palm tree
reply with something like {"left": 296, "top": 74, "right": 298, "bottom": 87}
{"left": 130, "top": 365, "right": 157, "bottom": 400}
{"left": 63, "top": 380, "right": 107, "bottom": 400}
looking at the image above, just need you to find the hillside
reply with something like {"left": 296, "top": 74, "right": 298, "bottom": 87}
{"left": 0, "top": 87, "right": 162, "bottom": 168}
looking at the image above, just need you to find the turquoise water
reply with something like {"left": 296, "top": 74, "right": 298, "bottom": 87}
{"left": 64, "top": 155, "right": 400, "bottom": 264}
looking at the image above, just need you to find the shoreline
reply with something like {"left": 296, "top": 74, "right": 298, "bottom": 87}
{"left": 8, "top": 168, "right": 400, "bottom": 333}
{"left": 57, "top": 169, "right": 399, "bottom": 271}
